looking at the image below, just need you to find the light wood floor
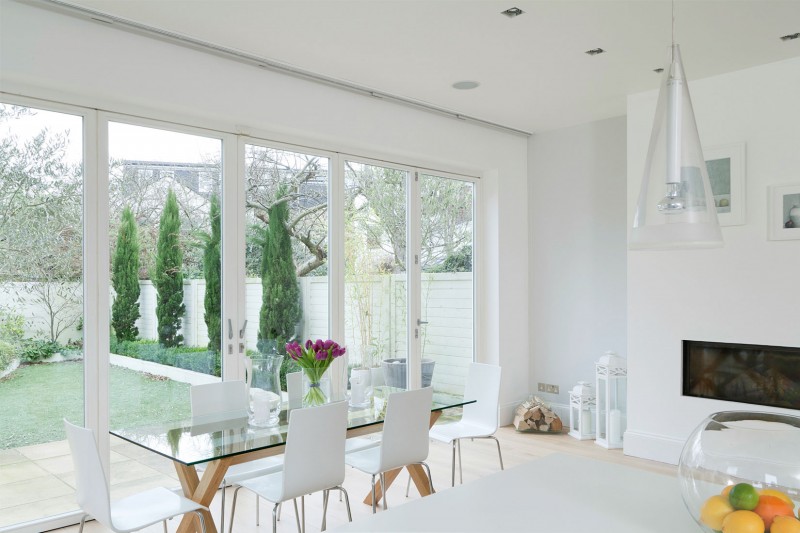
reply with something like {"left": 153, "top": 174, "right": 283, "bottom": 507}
{"left": 52, "top": 424, "right": 676, "bottom": 533}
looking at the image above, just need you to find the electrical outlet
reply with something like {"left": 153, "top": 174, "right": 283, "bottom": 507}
{"left": 538, "top": 383, "right": 559, "bottom": 394}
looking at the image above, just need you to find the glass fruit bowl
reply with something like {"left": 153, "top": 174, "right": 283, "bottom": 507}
{"left": 678, "top": 411, "right": 800, "bottom": 532}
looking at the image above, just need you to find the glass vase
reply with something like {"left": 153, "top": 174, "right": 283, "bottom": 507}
{"left": 678, "top": 411, "right": 800, "bottom": 532}
{"left": 249, "top": 354, "right": 282, "bottom": 427}
{"left": 302, "top": 370, "right": 331, "bottom": 407}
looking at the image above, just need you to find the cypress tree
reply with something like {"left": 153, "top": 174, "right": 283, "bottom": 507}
{"left": 258, "top": 188, "right": 301, "bottom": 349}
{"left": 111, "top": 206, "right": 140, "bottom": 342}
{"left": 155, "top": 188, "right": 185, "bottom": 347}
{"left": 203, "top": 193, "right": 221, "bottom": 353}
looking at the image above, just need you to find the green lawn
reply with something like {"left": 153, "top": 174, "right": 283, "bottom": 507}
{"left": 0, "top": 361, "right": 192, "bottom": 449}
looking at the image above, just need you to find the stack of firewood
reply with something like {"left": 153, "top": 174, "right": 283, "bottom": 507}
{"left": 513, "top": 396, "right": 563, "bottom": 433}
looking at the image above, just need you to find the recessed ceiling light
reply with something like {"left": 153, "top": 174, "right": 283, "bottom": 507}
{"left": 780, "top": 32, "right": 799, "bottom": 41}
{"left": 501, "top": 7, "right": 524, "bottom": 18}
{"left": 452, "top": 81, "right": 480, "bottom": 90}
{"left": 585, "top": 48, "right": 605, "bottom": 56}
{"left": 653, "top": 68, "right": 665, "bottom": 73}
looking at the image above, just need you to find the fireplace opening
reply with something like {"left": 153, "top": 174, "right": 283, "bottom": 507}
{"left": 682, "top": 340, "right": 800, "bottom": 411}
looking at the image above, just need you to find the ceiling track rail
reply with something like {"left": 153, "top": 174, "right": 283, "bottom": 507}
{"left": 25, "top": 0, "right": 532, "bottom": 137}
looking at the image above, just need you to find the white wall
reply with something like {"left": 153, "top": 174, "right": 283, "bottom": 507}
{"left": 0, "top": 1, "right": 529, "bottom": 420}
{"left": 625, "top": 56, "right": 800, "bottom": 464}
{"left": 528, "top": 116, "right": 628, "bottom": 406}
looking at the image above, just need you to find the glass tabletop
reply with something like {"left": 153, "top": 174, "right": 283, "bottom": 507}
{"left": 110, "top": 393, "right": 474, "bottom": 466}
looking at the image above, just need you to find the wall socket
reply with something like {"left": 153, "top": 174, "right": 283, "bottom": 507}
{"left": 537, "top": 382, "right": 559, "bottom": 394}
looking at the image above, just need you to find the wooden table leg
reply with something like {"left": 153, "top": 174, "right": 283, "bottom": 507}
{"left": 175, "top": 458, "right": 232, "bottom": 533}
{"left": 362, "top": 410, "right": 443, "bottom": 506}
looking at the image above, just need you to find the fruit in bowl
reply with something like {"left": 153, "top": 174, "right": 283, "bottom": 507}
{"left": 700, "top": 483, "right": 799, "bottom": 532}
{"left": 679, "top": 412, "right": 800, "bottom": 533}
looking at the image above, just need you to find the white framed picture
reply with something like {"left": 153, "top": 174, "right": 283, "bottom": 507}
{"left": 704, "top": 142, "right": 746, "bottom": 227}
{"left": 768, "top": 184, "right": 800, "bottom": 241}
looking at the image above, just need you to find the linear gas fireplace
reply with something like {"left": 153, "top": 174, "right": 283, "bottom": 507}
{"left": 683, "top": 340, "right": 800, "bottom": 411}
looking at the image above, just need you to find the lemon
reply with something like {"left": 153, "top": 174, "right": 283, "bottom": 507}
{"left": 701, "top": 495, "right": 735, "bottom": 530}
{"left": 722, "top": 510, "right": 765, "bottom": 533}
{"left": 772, "top": 516, "right": 800, "bottom": 533}
{"left": 730, "top": 483, "right": 760, "bottom": 511}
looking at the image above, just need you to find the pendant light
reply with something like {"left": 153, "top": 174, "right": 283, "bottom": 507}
{"left": 630, "top": 3, "right": 722, "bottom": 250}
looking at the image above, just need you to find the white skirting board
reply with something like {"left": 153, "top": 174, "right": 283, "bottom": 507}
{"left": 623, "top": 429, "right": 686, "bottom": 465}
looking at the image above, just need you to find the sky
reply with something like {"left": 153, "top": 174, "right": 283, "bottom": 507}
{"left": 1, "top": 104, "right": 220, "bottom": 165}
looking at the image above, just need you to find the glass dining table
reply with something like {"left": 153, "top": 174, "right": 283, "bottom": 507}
{"left": 111, "top": 393, "right": 475, "bottom": 533}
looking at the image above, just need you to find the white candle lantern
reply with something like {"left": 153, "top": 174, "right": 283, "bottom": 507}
{"left": 568, "top": 381, "right": 596, "bottom": 440}
{"left": 595, "top": 351, "right": 627, "bottom": 449}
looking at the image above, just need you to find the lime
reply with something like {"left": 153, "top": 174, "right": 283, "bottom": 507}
{"left": 729, "top": 483, "right": 760, "bottom": 511}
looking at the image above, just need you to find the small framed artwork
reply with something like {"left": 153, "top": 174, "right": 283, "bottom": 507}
{"left": 768, "top": 184, "right": 800, "bottom": 241}
{"left": 704, "top": 143, "right": 746, "bottom": 226}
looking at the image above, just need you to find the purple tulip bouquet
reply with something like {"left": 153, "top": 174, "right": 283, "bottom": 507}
{"left": 285, "top": 339, "right": 346, "bottom": 406}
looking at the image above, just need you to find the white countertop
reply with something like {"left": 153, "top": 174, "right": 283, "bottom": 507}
{"left": 333, "top": 453, "right": 700, "bottom": 532}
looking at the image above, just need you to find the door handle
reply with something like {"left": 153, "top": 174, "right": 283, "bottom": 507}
{"left": 239, "top": 320, "right": 248, "bottom": 339}
{"left": 417, "top": 319, "right": 429, "bottom": 326}
{"left": 228, "top": 319, "right": 233, "bottom": 340}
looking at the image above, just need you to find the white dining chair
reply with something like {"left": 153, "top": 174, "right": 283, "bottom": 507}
{"left": 286, "top": 371, "right": 303, "bottom": 410}
{"left": 64, "top": 419, "right": 208, "bottom": 533}
{"left": 345, "top": 386, "right": 434, "bottom": 513}
{"left": 426, "top": 362, "right": 504, "bottom": 487}
{"left": 190, "top": 380, "right": 284, "bottom": 533}
{"left": 228, "top": 400, "right": 351, "bottom": 533}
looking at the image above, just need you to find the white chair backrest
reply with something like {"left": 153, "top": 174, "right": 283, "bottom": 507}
{"left": 281, "top": 400, "right": 348, "bottom": 501}
{"left": 64, "top": 420, "right": 113, "bottom": 528}
{"left": 286, "top": 371, "right": 303, "bottom": 410}
{"left": 379, "top": 387, "right": 433, "bottom": 472}
{"left": 191, "top": 380, "right": 249, "bottom": 422}
{"left": 461, "top": 363, "right": 501, "bottom": 430}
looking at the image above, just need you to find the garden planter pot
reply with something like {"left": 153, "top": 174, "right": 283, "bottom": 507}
{"left": 381, "top": 358, "right": 435, "bottom": 389}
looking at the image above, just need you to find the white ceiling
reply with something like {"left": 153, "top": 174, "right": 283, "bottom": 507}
{"left": 61, "top": 0, "right": 800, "bottom": 134}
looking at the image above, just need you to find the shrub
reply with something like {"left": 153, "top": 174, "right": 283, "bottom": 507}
{"left": 111, "top": 206, "right": 141, "bottom": 342}
{"left": 19, "top": 339, "right": 62, "bottom": 363}
{"left": 154, "top": 189, "right": 185, "bottom": 347}
{"left": 0, "top": 308, "right": 25, "bottom": 342}
{"left": 0, "top": 340, "right": 16, "bottom": 371}
{"left": 203, "top": 193, "right": 221, "bottom": 353}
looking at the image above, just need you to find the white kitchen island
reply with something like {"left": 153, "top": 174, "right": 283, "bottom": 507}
{"left": 333, "top": 453, "right": 700, "bottom": 532}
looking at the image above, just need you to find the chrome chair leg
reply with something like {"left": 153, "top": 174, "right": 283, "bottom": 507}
{"left": 292, "top": 497, "right": 303, "bottom": 533}
{"left": 272, "top": 502, "right": 280, "bottom": 533}
{"left": 380, "top": 472, "right": 387, "bottom": 511}
{"left": 220, "top": 483, "right": 226, "bottom": 533}
{"left": 370, "top": 474, "right": 377, "bottom": 514}
{"left": 490, "top": 435, "right": 504, "bottom": 470}
{"left": 321, "top": 490, "right": 329, "bottom": 531}
{"left": 338, "top": 485, "right": 353, "bottom": 522}
{"left": 228, "top": 486, "right": 243, "bottom": 533}
{"left": 419, "top": 461, "right": 435, "bottom": 494}
{"left": 450, "top": 439, "right": 457, "bottom": 486}
{"left": 405, "top": 473, "right": 412, "bottom": 497}
{"left": 457, "top": 439, "right": 463, "bottom": 484}
{"left": 256, "top": 492, "right": 259, "bottom": 525}
{"left": 78, "top": 515, "right": 87, "bottom": 533}
{"left": 163, "top": 520, "right": 168, "bottom": 533}
{"left": 193, "top": 509, "right": 207, "bottom": 533}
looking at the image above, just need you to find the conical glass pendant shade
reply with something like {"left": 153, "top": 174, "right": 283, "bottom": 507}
{"left": 630, "top": 44, "right": 722, "bottom": 250}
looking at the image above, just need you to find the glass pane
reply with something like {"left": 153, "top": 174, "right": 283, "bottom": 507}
{"left": 244, "top": 144, "right": 329, "bottom": 394}
{"left": 0, "top": 103, "right": 84, "bottom": 525}
{"left": 420, "top": 174, "right": 474, "bottom": 398}
{"left": 344, "top": 161, "right": 408, "bottom": 397}
{"left": 108, "top": 122, "right": 221, "bottom": 498}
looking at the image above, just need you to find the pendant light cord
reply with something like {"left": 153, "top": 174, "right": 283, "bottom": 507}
{"left": 672, "top": 0, "right": 675, "bottom": 46}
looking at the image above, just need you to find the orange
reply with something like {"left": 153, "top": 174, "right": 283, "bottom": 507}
{"left": 722, "top": 510, "right": 765, "bottom": 533}
{"left": 753, "top": 495, "right": 795, "bottom": 530}
{"left": 760, "top": 489, "right": 795, "bottom": 509}
{"left": 772, "top": 515, "right": 800, "bottom": 533}
{"left": 701, "top": 495, "right": 735, "bottom": 530}
{"left": 722, "top": 485, "right": 735, "bottom": 497}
